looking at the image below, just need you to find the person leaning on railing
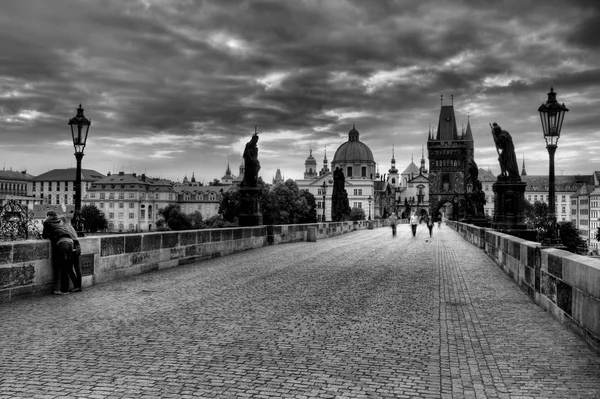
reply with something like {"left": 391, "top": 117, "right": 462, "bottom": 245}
{"left": 60, "top": 216, "right": 82, "bottom": 293}
{"left": 42, "top": 211, "right": 73, "bottom": 295}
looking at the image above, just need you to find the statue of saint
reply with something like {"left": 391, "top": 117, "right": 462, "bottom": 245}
{"left": 491, "top": 122, "right": 520, "bottom": 180}
{"left": 241, "top": 133, "right": 260, "bottom": 188}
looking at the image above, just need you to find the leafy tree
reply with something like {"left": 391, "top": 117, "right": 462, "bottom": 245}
{"left": 189, "top": 211, "right": 204, "bottom": 229}
{"left": 219, "top": 187, "right": 241, "bottom": 223}
{"left": 262, "top": 179, "right": 317, "bottom": 225}
{"left": 208, "top": 178, "right": 224, "bottom": 186}
{"left": 557, "top": 221, "right": 587, "bottom": 254}
{"left": 595, "top": 226, "right": 600, "bottom": 243}
{"left": 81, "top": 204, "right": 108, "bottom": 233}
{"left": 158, "top": 204, "right": 192, "bottom": 231}
{"left": 349, "top": 207, "right": 366, "bottom": 221}
{"left": 524, "top": 200, "right": 551, "bottom": 241}
{"left": 203, "top": 214, "right": 237, "bottom": 229}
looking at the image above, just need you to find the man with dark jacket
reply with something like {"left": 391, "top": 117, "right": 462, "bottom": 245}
{"left": 42, "top": 211, "right": 73, "bottom": 295}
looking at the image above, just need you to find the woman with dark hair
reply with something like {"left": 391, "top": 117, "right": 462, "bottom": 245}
{"left": 42, "top": 211, "right": 73, "bottom": 295}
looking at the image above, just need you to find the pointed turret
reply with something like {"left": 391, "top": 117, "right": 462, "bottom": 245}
{"left": 521, "top": 155, "right": 527, "bottom": 176}
{"left": 304, "top": 149, "right": 318, "bottom": 179}
{"left": 273, "top": 167, "right": 284, "bottom": 184}
{"left": 420, "top": 145, "right": 428, "bottom": 174}
{"left": 389, "top": 145, "right": 398, "bottom": 174}
{"left": 319, "top": 147, "right": 330, "bottom": 176}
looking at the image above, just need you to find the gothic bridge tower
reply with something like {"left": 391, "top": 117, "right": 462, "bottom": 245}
{"left": 427, "top": 95, "right": 474, "bottom": 219}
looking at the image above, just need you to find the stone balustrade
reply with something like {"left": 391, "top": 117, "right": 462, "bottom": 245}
{"left": 0, "top": 219, "right": 385, "bottom": 303}
{"left": 448, "top": 220, "right": 600, "bottom": 354}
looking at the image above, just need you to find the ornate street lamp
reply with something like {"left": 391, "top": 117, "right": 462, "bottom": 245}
{"left": 452, "top": 192, "right": 459, "bottom": 221}
{"left": 538, "top": 87, "right": 568, "bottom": 245}
{"left": 465, "top": 181, "right": 474, "bottom": 222}
{"left": 368, "top": 195, "right": 372, "bottom": 221}
{"left": 68, "top": 104, "right": 91, "bottom": 236}
{"left": 321, "top": 180, "right": 327, "bottom": 222}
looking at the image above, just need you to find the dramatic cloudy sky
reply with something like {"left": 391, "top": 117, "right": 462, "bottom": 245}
{"left": 1, "top": 0, "right": 599, "bottom": 183}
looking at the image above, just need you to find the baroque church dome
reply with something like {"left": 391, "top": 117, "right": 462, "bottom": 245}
{"left": 332, "top": 125, "right": 375, "bottom": 164}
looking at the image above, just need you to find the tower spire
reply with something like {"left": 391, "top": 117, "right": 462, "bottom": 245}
{"left": 521, "top": 154, "right": 527, "bottom": 176}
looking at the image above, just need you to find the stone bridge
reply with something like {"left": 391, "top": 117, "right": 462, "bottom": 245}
{"left": 1, "top": 221, "right": 600, "bottom": 398}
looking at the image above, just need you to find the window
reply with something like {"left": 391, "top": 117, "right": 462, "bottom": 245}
{"left": 562, "top": 195, "right": 566, "bottom": 202}
{"left": 109, "top": 203, "right": 114, "bottom": 208}
{"left": 141, "top": 210, "right": 146, "bottom": 219}
{"left": 442, "top": 174, "right": 450, "bottom": 191}
{"left": 129, "top": 202, "right": 134, "bottom": 208}
{"left": 168, "top": 194, "right": 173, "bottom": 200}
{"left": 347, "top": 166, "right": 353, "bottom": 177}
{"left": 55, "top": 195, "right": 60, "bottom": 204}
{"left": 209, "top": 193, "right": 216, "bottom": 201}
{"left": 109, "top": 193, "right": 114, "bottom": 200}
{"left": 317, "top": 201, "right": 322, "bottom": 209}
{"left": 141, "top": 193, "right": 146, "bottom": 200}
{"left": 362, "top": 166, "right": 367, "bottom": 177}
{"left": 41, "top": 182, "right": 45, "bottom": 191}
{"left": 89, "top": 193, "right": 96, "bottom": 199}
{"left": 118, "top": 213, "right": 124, "bottom": 219}
{"left": 561, "top": 206, "right": 566, "bottom": 213}
{"left": 109, "top": 212, "right": 114, "bottom": 219}
{"left": 100, "top": 193, "right": 105, "bottom": 199}
{"left": 119, "top": 193, "right": 124, "bottom": 200}
{"left": 534, "top": 195, "right": 538, "bottom": 201}
{"left": 129, "top": 213, "right": 134, "bottom": 219}
{"left": 100, "top": 203, "right": 104, "bottom": 208}
{"left": 109, "top": 222, "right": 114, "bottom": 230}
{"left": 119, "top": 202, "right": 124, "bottom": 209}
{"left": 129, "top": 192, "right": 135, "bottom": 199}
{"left": 64, "top": 194, "right": 68, "bottom": 204}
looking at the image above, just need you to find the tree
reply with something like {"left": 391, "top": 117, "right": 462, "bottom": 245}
{"left": 203, "top": 214, "right": 237, "bottom": 229}
{"left": 81, "top": 204, "right": 108, "bottom": 233}
{"left": 208, "top": 178, "right": 224, "bottom": 186}
{"left": 189, "top": 211, "right": 204, "bottom": 229}
{"left": 262, "top": 179, "right": 317, "bottom": 225}
{"left": 158, "top": 204, "right": 192, "bottom": 231}
{"left": 524, "top": 200, "right": 551, "bottom": 241}
{"left": 595, "top": 225, "right": 600, "bottom": 243}
{"left": 349, "top": 207, "right": 366, "bottom": 221}
{"left": 219, "top": 187, "right": 241, "bottom": 223}
{"left": 557, "top": 221, "right": 587, "bottom": 254}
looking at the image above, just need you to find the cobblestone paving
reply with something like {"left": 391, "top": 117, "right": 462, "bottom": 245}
{"left": 1, "top": 224, "right": 600, "bottom": 398}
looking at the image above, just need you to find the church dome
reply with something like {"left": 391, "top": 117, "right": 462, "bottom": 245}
{"left": 332, "top": 125, "right": 375, "bottom": 164}
{"left": 305, "top": 149, "right": 317, "bottom": 165}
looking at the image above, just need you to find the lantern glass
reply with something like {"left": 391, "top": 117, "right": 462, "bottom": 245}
{"left": 68, "top": 104, "right": 91, "bottom": 154}
{"left": 538, "top": 88, "right": 568, "bottom": 147}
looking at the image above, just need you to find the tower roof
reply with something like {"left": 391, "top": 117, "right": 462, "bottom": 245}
{"left": 305, "top": 149, "right": 317, "bottom": 165}
{"left": 464, "top": 118, "right": 473, "bottom": 141}
{"left": 401, "top": 161, "right": 420, "bottom": 176}
{"left": 436, "top": 105, "right": 459, "bottom": 141}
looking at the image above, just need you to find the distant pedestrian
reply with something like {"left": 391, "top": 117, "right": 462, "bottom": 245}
{"left": 410, "top": 212, "right": 419, "bottom": 237}
{"left": 389, "top": 212, "right": 398, "bottom": 237}
{"left": 437, "top": 212, "right": 442, "bottom": 228}
{"left": 60, "top": 216, "right": 82, "bottom": 293}
{"left": 42, "top": 211, "right": 73, "bottom": 295}
{"left": 426, "top": 216, "right": 434, "bottom": 237}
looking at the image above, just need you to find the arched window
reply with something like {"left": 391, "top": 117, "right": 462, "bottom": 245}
{"left": 392, "top": 178, "right": 396, "bottom": 184}
{"left": 209, "top": 193, "right": 216, "bottom": 201}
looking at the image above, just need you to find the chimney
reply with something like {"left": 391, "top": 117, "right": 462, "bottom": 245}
{"left": 107, "top": 171, "right": 111, "bottom": 176}
{"left": 119, "top": 171, "right": 124, "bottom": 176}
{"left": 141, "top": 173, "right": 146, "bottom": 182}
{"left": 132, "top": 172, "right": 137, "bottom": 178}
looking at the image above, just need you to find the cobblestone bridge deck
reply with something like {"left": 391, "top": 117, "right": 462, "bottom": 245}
{"left": 1, "top": 224, "right": 600, "bottom": 398}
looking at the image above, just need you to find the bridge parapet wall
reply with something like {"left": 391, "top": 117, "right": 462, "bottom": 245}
{"left": 448, "top": 220, "right": 600, "bottom": 354}
{"left": 0, "top": 219, "right": 385, "bottom": 303}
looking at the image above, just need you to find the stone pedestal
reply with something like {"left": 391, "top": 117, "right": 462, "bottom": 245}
{"left": 238, "top": 187, "right": 263, "bottom": 227}
{"left": 492, "top": 180, "right": 533, "bottom": 239}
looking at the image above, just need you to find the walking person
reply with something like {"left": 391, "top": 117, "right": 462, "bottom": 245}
{"left": 389, "top": 212, "right": 398, "bottom": 237}
{"left": 42, "top": 211, "right": 74, "bottom": 295}
{"left": 426, "top": 215, "right": 434, "bottom": 237}
{"left": 60, "top": 216, "right": 82, "bottom": 293}
{"left": 410, "top": 212, "right": 419, "bottom": 237}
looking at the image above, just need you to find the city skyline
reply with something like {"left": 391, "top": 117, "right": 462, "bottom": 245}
{"left": 1, "top": 0, "right": 600, "bottom": 183}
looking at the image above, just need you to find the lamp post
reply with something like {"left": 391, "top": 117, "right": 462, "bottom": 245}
{"left": 452, "top": 192, "right": 459, "bottom": 221}
{"left": 68, "top": 104, "right": 91, "bottom": 237}
{"left": 465, "top": 181, "right": 473, "bottom": 223}
{"left": 368, "top": 195, "right": 372, "bottom": 220}
{"left": 538, "top": 87, "right": 568, "bottom": 246}
{"left": 321, "top": 181, "right": 327, "bottom": 222}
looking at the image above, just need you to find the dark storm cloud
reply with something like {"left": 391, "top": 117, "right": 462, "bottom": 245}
{"left": 0, "top": 0, "right": 599, "bottom": 180}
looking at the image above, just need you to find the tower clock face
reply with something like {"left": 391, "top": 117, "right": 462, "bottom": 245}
{"left": 328, "top": 178, "right": 333, "bottom": 184}
{"left": 445, "top": 117, "right": 451, "bottom": 121}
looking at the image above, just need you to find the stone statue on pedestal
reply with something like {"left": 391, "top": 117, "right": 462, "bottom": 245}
{"left": 491, "top": 122, "right": 520, "bottom": 180}
{"left": 331, "top": 167, "right": 350, "bottom": 221}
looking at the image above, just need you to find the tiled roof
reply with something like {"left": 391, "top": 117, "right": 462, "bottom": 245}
{"left": 32, "top": 168, "right": 105, "bottom": 181}
{"left": 522, "top": 174, "right": 594, "bottom": 191}
{"left": 401, "top": 161, "right": 420, "bottom": 176}
{"left": 0, "top": 170, "right": 34, "bottom": 181}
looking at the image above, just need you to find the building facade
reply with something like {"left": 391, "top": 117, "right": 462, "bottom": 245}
{"left": 31, "top": 168, "right": 105, "bottom": 207}
{"left": 0, "top": 169, "right": 41, "bottom": 208}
